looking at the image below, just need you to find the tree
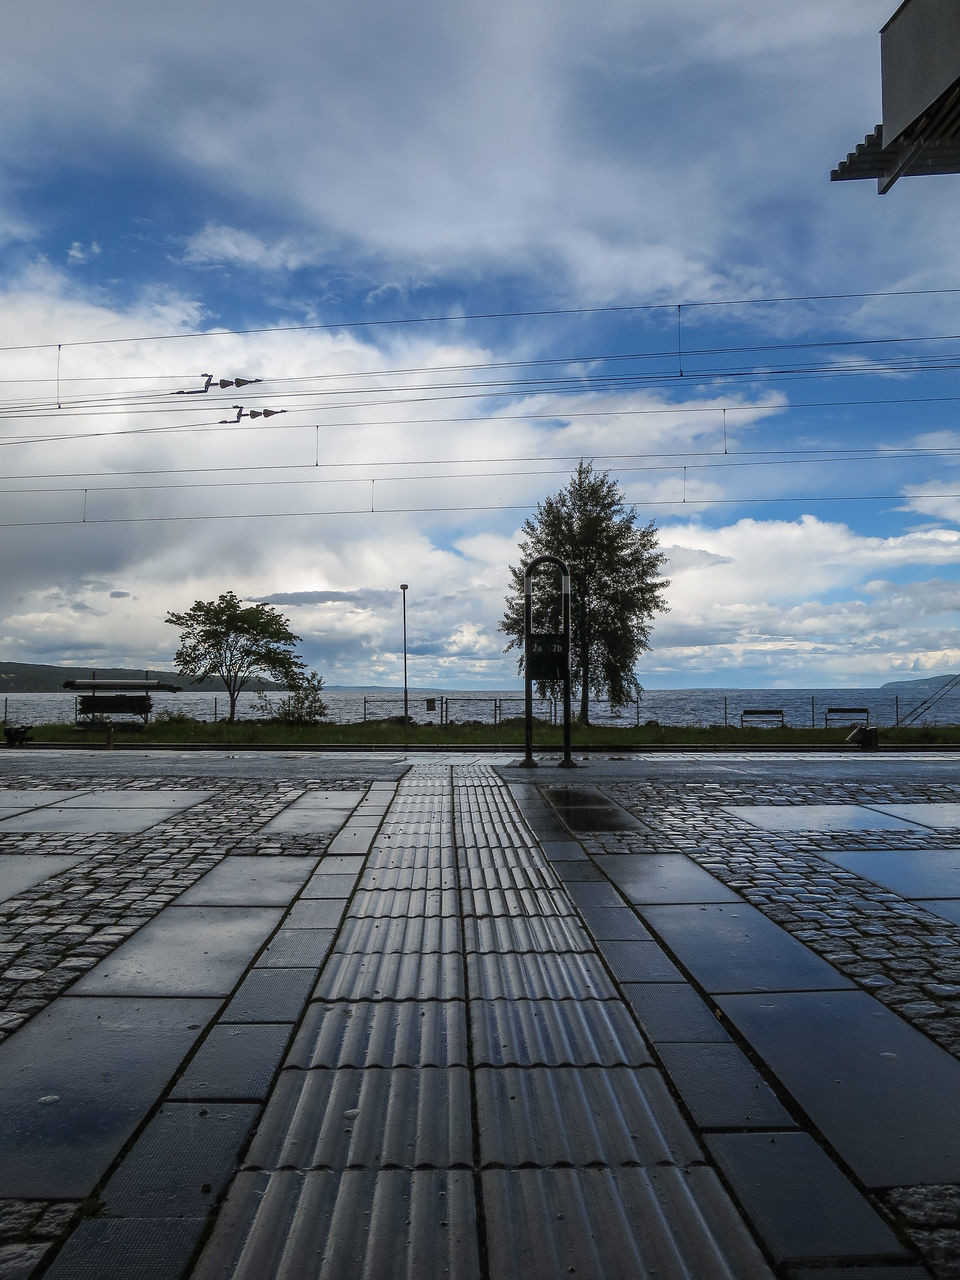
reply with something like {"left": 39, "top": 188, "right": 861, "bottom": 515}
{"left": 274, "top": 671, "right": 328, "bottom": 725}
{"left": 165, "top": 590, "right": 307, "bottom": 722}
{"left": 499, "top": 461, "right": 669, "bottom": 724}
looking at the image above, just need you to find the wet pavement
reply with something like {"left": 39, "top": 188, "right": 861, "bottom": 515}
{"left": 0, "top": 749, "right": 959, "bottom": 1276}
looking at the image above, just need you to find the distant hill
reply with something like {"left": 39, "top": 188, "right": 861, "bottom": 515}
{"left": 881, "top": 674, "right": 959, "bottom": 691}
{"left": 0, "top": 661, "right": 283, "bottom": 693}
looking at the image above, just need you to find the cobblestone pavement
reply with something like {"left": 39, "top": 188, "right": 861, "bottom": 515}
{"left": 0, "top": 774, "right": 369, "bottom": 1043}
{"left": 575, "top": 757, "right": 960, "bottom": 1278}
{"left": 1, "top": 750, "right": 958, "bottom": 1278}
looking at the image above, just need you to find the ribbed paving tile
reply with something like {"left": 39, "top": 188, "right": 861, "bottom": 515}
{"left": 357, "top": 866, "right": 457, "bottom": 891}
{"left": 335, "top": 914, "right": 463, "bottom": 954}
{"left": 482, "top": 1168, "right": 773, "bottom": 1280}
{"left": 365, "top": 844, "right": 458, "bottom": 872}
{"left": 471, "top": 999, "right": 653, "bottom": 1066}
{"left": 466, "top": 951, "right": 616, "bottom": 1000}
{"left": 192, "top": 1169, "right": 480, "bottom": 1280}
{"left": 462, "top": 915, "right": 593, "bottom": 954}
{"left": 245, "top": 1068, "right": 473, "bottom": 1169}
{"left": 287, "top": 1001, "right": 469, "bottom": 1067}
{"left": 475, "top": 1067, "right": 702, "bottom": 1167}
{"left": 458, "top": 861, "right": 559, "bottom": 892}
{"left": 459, "top": 844, "right": 545, "bottom": 870}
{"left": 312, "top": 952, "right": 465, "bottom": 1001}
{"left": 349, "top": 887, "right": 460, "bottom": 918}
{"left": 460, "top": 886, "right": 574, "bottom": 917}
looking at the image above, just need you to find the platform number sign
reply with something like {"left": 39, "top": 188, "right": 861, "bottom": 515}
{"left": 523, "top": 554, "right": 574, "bottom": 768}
{"left": 528, "top": 633, "right": 567, "bottom": 682}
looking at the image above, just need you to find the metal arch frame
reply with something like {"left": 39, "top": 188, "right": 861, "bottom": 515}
{"left": 522, "top": 554, "right": 574, "bottom": 768}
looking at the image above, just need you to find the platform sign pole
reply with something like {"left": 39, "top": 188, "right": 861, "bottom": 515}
{"left": 522, "top": 568, "right": 536, "bottom": 766}
{"left": 521, "top": 554, "right": 573, "bottom": 768}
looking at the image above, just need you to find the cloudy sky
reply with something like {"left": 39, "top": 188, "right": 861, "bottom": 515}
{"left": 2, "top": 0, "right": 960, "bottom": 691}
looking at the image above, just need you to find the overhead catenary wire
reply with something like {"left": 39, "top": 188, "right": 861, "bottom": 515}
{"left": 4, "top": 342, "right": 960, "bottom": 419}
{"left": 1, "top": 488, "right": 957, "bottom": 530}
{"left": 2, "top": 283, "right": 960, "bottom": 354}
{"left": 4, "top": 444, "right": 960, "bottom": 498}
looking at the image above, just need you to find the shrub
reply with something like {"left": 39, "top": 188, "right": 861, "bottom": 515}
{"left": 275, "top": 672, "right": 328, "bottom": 725}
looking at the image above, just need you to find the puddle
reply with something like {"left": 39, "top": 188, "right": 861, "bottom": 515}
{"left": 544, "top": 785, "right": 644, "bottom": 832}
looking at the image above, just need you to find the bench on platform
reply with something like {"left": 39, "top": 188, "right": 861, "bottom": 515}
{"left": 64, "top": 677, "right": 181, "bottom": 726}
{"left": 740, "top": 709, "right": 785, "bottom": 728}
{"left": 77, "top": 694, "right": 152, "bottom": 722}
{"left": 825, "top": 707, "right": 870, "bottom": 728}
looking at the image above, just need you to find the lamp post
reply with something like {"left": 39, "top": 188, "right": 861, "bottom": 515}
{"left": 400, "top": 583, "right": 409, "bottom": 725}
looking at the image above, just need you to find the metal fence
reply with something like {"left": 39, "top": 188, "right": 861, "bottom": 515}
{"left": 4, "top": 688, "right": 960, "bottom": 729}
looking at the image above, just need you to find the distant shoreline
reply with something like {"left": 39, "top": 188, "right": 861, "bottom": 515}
{"left": 2, "top": 659, "right": 956, "bottom": 696}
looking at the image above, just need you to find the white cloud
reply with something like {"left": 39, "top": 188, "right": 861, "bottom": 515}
{"left": 181, "top": 225, "right": 319, "bottom": 272}
{"left": 0, "top": 0, "right": 938, "bottom": 303}
{"left": 67, "top": 241, "right": 101, "bottom": 265}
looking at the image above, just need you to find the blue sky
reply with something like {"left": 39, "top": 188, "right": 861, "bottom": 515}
{"left": 2, "top": 0, "right": 960, "bottom": 690}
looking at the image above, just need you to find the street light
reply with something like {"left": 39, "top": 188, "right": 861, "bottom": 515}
{"left": 400, "top": 583, "right": 409, "bottom": 725}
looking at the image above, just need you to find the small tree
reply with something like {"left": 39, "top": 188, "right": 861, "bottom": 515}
{"left": 500, "top": 461, "right": 669, "bottom": 724}
{"left": 165, "top": 590, "right": 306, "bottom": 722}
{"left": 275, "top": 671, "right": 328, "bottom": 725}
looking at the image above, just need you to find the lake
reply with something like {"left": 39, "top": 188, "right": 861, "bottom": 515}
{"left": 2, "top": 685, "right": 956, "bottom": 729}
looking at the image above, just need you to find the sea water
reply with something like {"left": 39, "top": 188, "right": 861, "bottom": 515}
{"left": 2, "top": 685, "right": 957, "bottom": 729}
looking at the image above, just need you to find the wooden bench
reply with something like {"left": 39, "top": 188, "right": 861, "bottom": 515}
{"left": 740, "top": 709, "right": 785, "bottom": 728}
{"left": 824, "top": 707, "right": 869, "bottom": 728}
{"left": 77, "top": 694, "right": 152, "bottom": 722}
{"left": 3, "top": 725, "right": 31, "bottom": 747}
{"left": 64, "top": 677, "right": 179, "bottom": 726}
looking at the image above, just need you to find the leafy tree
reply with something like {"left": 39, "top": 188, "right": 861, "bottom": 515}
{"left": 165, "top": 590, "right": 306, "bottom": 722}
{"left": 275, "top": 671, "right": 328, "bottom": 725}
{"left": 500, "top": 461, "right": 669, "bottom": 723}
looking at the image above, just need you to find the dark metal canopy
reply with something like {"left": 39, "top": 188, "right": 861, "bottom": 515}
{"left": 832, "top": 0, "right": 960, "bottom": 193}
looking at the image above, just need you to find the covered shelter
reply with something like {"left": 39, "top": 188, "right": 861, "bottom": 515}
{"left": 832, "top": 0, "right": 960, "bottom": 193}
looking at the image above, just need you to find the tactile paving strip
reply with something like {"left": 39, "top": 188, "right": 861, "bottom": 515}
{"left": 193, "top": 764, "right": 777, "bottom": 1280}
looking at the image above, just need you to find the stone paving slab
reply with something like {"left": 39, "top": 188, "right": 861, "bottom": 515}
{"left": 71, "top": 905, "right": 283, "bottom": 996}
{"left": 0, "top": 807, "right": 182, "bottom": 834}
{"left": 4, "top": 753, "right": 958, "bottom": 1277}
{"left": 596, "top": 852, "right": 742, "bottom": 904}
{"left": 640, "top": 902, "right": 856, "bottom": 993}
{"left": 175, "top": 856, "right": 318, "bottom": 905}
{"left": 0, "top": 789, "right": 81, "bottom": 808}
{"left": 0, "top": 995, "right": 219, "bottom": 1198}
{"left": 717, "top": 989, "right": 960, "bottom": 1186}
{"left": 813, "top": 846, "right": 960, "bottom": 900}
{"left": 722, "top": 803, "right": 926, "bottom": 832}
{"left": 706, "top": 1131, "right": 910, "bottom": 1263}
{"left": 0, "top": 854, "right": 86, "bottom": 905}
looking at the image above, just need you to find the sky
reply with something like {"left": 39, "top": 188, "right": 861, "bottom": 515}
{"left": 2, "top": 0, "right": 960, "bottom": 691}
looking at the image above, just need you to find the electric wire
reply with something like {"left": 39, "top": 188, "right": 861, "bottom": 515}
{"left": 3, "top": 445, "right": 960, "bottom": 499}
{"left": 2, "top": 283, "right": 960, "bottom": 354}
{"left": 1, "top": 488, "right": 957, "bottom": 530}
